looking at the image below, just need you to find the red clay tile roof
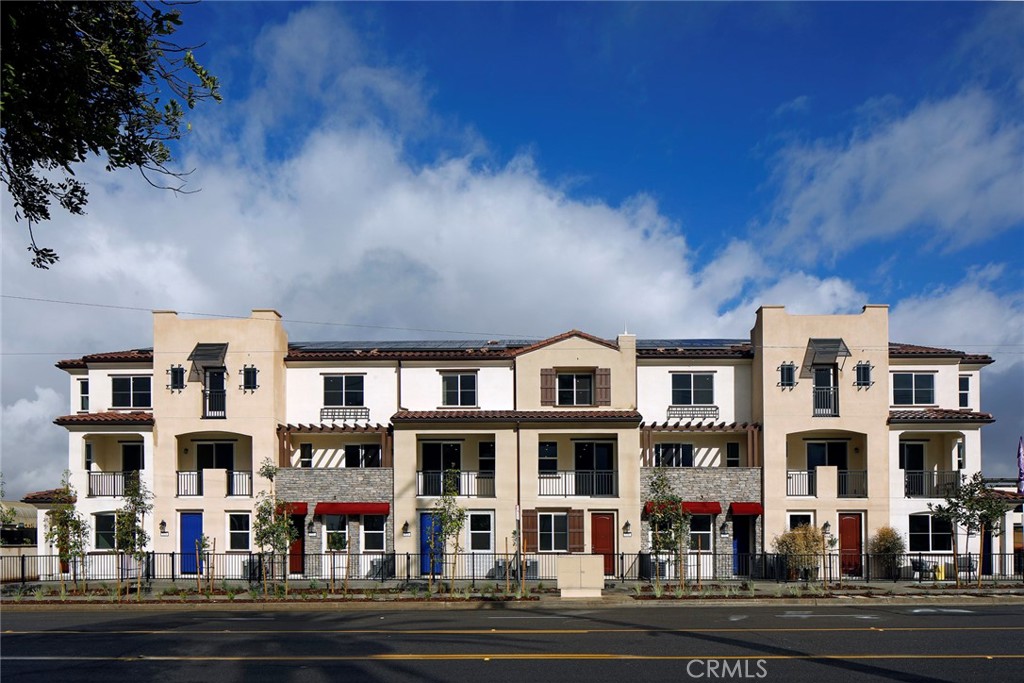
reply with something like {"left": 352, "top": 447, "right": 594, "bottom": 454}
{"left": 887, "top": 408, "right": 995, "bottom": 424}
{"left": 985, "top": 489, "right": 1024, "bottom": 503}
{"left": 22, "top": 488, "right": 76, "bottom": 504}
{"left": 509, "top": 330, "right": 619, "bottom": 356}
{"left": 392, "top": 409, "right": 642, "bottom": 423}
{"left": 636, "top": 344, "right": 753, "bottom": 359}
{"left": 56, "top": 349, "right": 153, "bottom": 369}
{"left": 889, "top": 343, "right": 994, "bottom": 365}
{"left": 54, "top": 412, "right": 155, "bottom": 426}
{"left": 285, "top": 348, "right": 515, "bottom": 362}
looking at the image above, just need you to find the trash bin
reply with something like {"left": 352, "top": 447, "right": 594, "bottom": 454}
{"left": 638, "top": 552, "right": 652, "bottom": 581}
{"left": 934, "top": 563, "right": 945, "bottom": 581}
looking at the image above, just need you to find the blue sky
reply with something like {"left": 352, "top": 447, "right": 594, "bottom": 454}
{"left": 2, "top": 2, "right": 1022, "bottom": 496}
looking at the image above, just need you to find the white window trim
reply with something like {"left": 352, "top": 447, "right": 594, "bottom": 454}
{"left": 439, "top": 371, "right": 479, "bottom": 408}
{"left": 110, "top": 374, "right": 153, "bottom": 410}
{"left": 360, "top": 515, "right": 386, "bottom": 553}
{"left": 538, "top": 511, "right": 569, "bottom": 553}
{"left": 890, "top": 371, "right": 938, "bottom": 406}
{"left": 556, "top": 372, "right": 595, "bottom": 406}
{"left": 670, "top": 372, "right": 715, "bottom": 406}
{"left": 467, "top": 511, "right": 495, "bottom": 553}
{"left": 323, "top": 515, "right": 349, "bottom": 553}
{"left": 226, "top": 512, "right": 251, "bottom": 552}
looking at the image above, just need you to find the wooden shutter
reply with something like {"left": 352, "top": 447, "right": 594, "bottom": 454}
{"left": 595, "top": 368, "right": 611, "bottom": 406}
{"left": 540, "top": 368, "right": 556, "bottom": 406}
{"left": 522, "top": 509, "right": 538, "bottom": 552}
{"left": 568, "top": 509, "right": 585, "bottom": 553}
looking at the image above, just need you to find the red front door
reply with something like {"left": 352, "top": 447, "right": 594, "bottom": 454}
{"left": 289, "top": 515, "right": 305, "bottom": 574}
{"left": 591, "top": 512, "right": 615, "bottom": 575}
{"left": 838, "top": 513, "right": 862, "bottom": 577}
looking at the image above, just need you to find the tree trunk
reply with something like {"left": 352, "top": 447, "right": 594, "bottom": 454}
{"left": 976, "top": 523, "right": 985, "bottom": 589}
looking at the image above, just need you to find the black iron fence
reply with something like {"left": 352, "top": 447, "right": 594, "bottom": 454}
{"left": 3, "top": 551, "right": 1022, "bottom": 587}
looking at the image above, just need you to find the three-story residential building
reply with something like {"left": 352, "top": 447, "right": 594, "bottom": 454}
{"left": 41, "top": 305, "right": 995, "bottom": 581}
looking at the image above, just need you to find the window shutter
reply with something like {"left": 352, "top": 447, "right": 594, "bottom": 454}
{"left": 568, "top": 509, "right": 585, "bottom": 553}
{"left": 522, "top": 509, "right": 538, "bottom": 552}
{"left": 540, "top": 368, "right": 556, "bottom": 406}
{"left": 595, "top": 368, "right": 611, "bottom": 406}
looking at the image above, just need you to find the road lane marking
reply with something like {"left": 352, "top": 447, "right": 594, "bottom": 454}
{"left": 778, "top": 612, "right": 879, "bottom": 619}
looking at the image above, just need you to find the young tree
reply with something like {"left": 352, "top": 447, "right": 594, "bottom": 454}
{"left": 643, "top": 468, "right": 690, "bottom": 588}
{"left": 0, "top": 472, "right": 17, "bottom": 530}
{"left": 428, "top": 471, "right": 466, "bottom": 594}
{"left": 115, "top": 475, "right": 153, "bottom": 601}
{"left": 930, "top": 472, "right": 1012, "bottom": 588}
{"left": 252, "top": 459, "right": 297, "bottom": 596}
{"left": 868, "top": 525, "right": 906, "bottom": 580}
{"left": 43, "top": 471, "right": 90, "bottom": 593}
{"left": 1, "top": 1, "right": 221, "bottom": 268}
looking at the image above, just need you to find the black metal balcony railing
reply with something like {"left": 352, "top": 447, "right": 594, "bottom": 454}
{"left": 176, "top": 471, "right": 203, "bottom": 497}
{"left": 905, "top": 470, "right": 961, "bottom": 498}
{"left": 812, "top": 387, "right": 839, "bottom": 416}
{"left": 320, "top": 406, "right": 371, "bottom": 422}
{"left": 203, "top": 390, "right": 226, "bottom": 418}
{"left": 87, "top": 471, "right": 139, "bottom": 497}
{"left": 228, "top": 470, "right": 253, "bottom": 497}
{"left": 538, "top": 470, "right": 617, "bottom": 497}
{"left": 666, "top": 405, "right": 720, "bottom": 421}
{"left": 838, "top": 470, "right": 868, "bottom": 498}
{"left": 786, "top": 469, "right": 816, "bottom": 496}
{"left": 417, "top": 470, "right": 494, "bottom": 497}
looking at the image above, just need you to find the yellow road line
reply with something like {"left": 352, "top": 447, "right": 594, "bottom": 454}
{"left": 5, "top": 626, "right": 1024, "bottom": 635}
{"left": 4, "top": 654, "right": 1024, "bottom": 662}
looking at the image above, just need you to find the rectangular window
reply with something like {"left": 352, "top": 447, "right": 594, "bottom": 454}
{"left": 479, "top": 442, "right": 495, "bottom": 473}
{"left": 196, "top": 442, "right": 232, "bottom": 470}
{"left": 111, "top": 376, "right": 151, "bottom": 408}
{"left": 788, "top": 513, "right": 813, "bottom": 530}
{"left": 362, "top": 515, "right": 385, "bottom": 552}
{"left": 672, "top": 373, "right": 714, "bottom": 405}
{"left": 538, "top": 442, "right": 558, "bottom": 473}
{"left": 324, "top": 375, "right": 364, "bottom": 407}
{"left": 299, "top": 443, "right": 313, "bottom": 468}
{"left": 957, "top": 441, "right": 965, "bottom": 470}
{"left": 168, "top": 366, "right": 185, "bottom": 391}
{"left": 538, "top": 512, "right": 568, "bottom": 552}
{"left": 468, "top": 512, "right": 494, "bottom": 552}
{"left": 242, "top": 366, "right": 259, "bottom": 391}
{"left": 959, "top": 376, "right": 970, "bottom": 408}
{"left": 228, "top": 513, "right": 250, "bottom": 551}
{"left": 779, "top": 363, "right": 796, "bottom": 388}
{"left": 79, "top": 379, "right": 90, "bottom": 411}
{"left": 855, "top": 362, "right": 872, "bottom": 387}
{"left": 441, "top": 372, "right": 477, "bottom": 407}
{"left": 84, "top": 442, "right": 93, "bottom": 471}
{"left": 908, "top": 514, "right": 953, "bottom": 552}
{"left": 345, "top": 444, "right": 381, "bottom": 468}
{"left": 654, "top": 443, "right": 694, "bottom": 467}
{"left": 324, "top": 515, "right": 348, "bottom": 551}
{"left": 557, "top": 373, "right": 593, "bottom": 406}
{"left": 893, "top": 373, "right": 935, "bottom": 405}
{"left": 689, "top": 515, "right": 713, "bottom": 551}
{"left": 95, "top": 513, "right": 116, "bottom": 550}
{"left": 726, "top": 442, "right": 740, "bottom": 468}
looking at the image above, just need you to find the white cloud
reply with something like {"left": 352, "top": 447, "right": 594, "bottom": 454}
{"left": 1, "top": 388, "right": 66, "bottom": 498}
{"left": 763, "top": 90, "right": 1024, "bottom": 262}
{"left": 774, "top": 95, "right": 810, "bottom": 117}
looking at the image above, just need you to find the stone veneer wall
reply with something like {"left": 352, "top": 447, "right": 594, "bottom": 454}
{"left": 639, "top": 467, "right": 763, "bottom": 554}
{"left": 276, "top": 468, "right": 394, "bottom": 554}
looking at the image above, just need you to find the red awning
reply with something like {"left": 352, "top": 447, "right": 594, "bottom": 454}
{"left": 682, "top": 501, "right": 722, "bottom": 515}
{"left": 730, "top": 502, "right": 763, "bottom": 516}
{"left": 314, "top": 502, "right": 390, "bottom": 516}
{"left": 643, "top": 501, "right": 722, "bottom": 516}
{"left": 277, "top": 502, "right": 307, "bottom": 516}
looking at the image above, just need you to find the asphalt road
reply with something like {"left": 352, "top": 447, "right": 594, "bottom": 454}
{"left": 3, "top": 604, "right": 1023, "bottom": 682}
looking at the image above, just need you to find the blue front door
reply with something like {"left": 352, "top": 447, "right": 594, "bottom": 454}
{"left": 420, "top": 513, "right": 443, "bottom": 575}
{"left": 732, "top": 516, "right": 751, "bottom": 575}
{"left": 181, "top": 512, "right": 203, "bottom": 575}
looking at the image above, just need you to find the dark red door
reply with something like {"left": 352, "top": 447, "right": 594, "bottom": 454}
{"left": 838, "top": 513, "right": 862, "bottom": 577}
{"left": 591, "top": 513, "right": 615, "bottom": 575}
{"left": 289, "top": 515, "right": 305, "bottom": 574}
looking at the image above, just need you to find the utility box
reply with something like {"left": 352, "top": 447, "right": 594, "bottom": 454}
{"left": 556, "top": 555, "right": 604, "bottom": 598}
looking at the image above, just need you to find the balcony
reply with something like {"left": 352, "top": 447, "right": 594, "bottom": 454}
{"left": 812, "top": 387, "right": 839, "bottom": 417}
{"left": 203, "top": 390, "right": 226, "bottom": 419}
{"left": 538, "top": 470, "right": 618, "bottom": 497}
{"left": 786, "top": 469, "right": 815, "bottom": 496}
{"left": 905, "top": 470, "right": 960, "bottom": 498}
{"left": 320, "top": 406, "right": 371, "bottom": 422}
{"left": 838, "top": 470, "right": 868, "bottom": 498}
{"left": 176, "top": 470, "right": 253, "bottom": 497}
{"left": 667, "top": 405, "right": 720, "bottom": 421}
{"left": 88, "top": 471, "right": 138, "bottom": 497}
{"left": 417, "top": 470, "right": 494, "bottom": 497}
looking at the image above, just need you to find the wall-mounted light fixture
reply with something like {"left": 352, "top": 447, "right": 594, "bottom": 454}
{"left": 159, "top": 520, "right": 168, "bottom": 537}
{"left": 622, "top": 521, "right": 631, "bottom": 537}
{"left": 822, "top": 521, "right": 831, "bottom": 536}
{"left": 307, "top": 520, "right": 316, "bottom": 537}
{"left": 720, "top": 522, "right": 729, "bottom": 538}
{"left": 402, "top": 521, "right": 411, "bottom": 537}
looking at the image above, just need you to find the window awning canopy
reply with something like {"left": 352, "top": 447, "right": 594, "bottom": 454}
{"left": 314, "top": 502, "right": 390, "bottom": 516}
{"left": 800, "top": 338, "right": 850, "bottom": 378}
{"left": 187, "top": 343, "right": 228, "bottom": 382}
{"left": 730, "top": 502, "right": 763, "bottom": 516}
{"left": 643, "top": 501, "right": 722, "bottom": 516}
